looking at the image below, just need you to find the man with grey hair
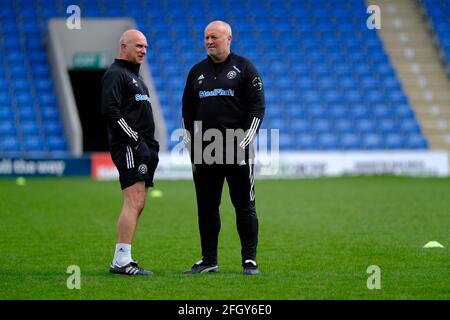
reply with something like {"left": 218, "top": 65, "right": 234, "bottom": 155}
{"left": 102, "top": 29, "right": 159, "bottom": 276}
{"left": 182, "top": 21, "right": 265, "bottom": 275}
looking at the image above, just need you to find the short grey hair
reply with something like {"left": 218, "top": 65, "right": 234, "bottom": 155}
{"left": 119, "top": 29, "right": 145, "bottom": 45}
{"left": 119, "top": 32, "right": 129, "bottom": 45}
{"left": 205, "top": 21, "right": 232, "bottom": 36}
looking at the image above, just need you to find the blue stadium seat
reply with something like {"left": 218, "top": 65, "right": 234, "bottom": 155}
{"left": 18, "top": 106, "right": 36, "bottom": 120}
{"left": 34, "top": 79, "right": 54, "bottom": 91}
{"left": 286, "top": 106, "right": 306, "bottom": 118}
{"left": 406, "top": 134, "right": 428, "bottom": 149}
{"left": 307, "top": 106, "right": 327, "bottom": 119}
{"left": 26, "top": 37, "right": 44, "bottom": 51}
{"left": 378, "top": 118, "right": 400, "bottom": 134}
{"left": 21, "top": 121, "right": 40, "bottom": 135}
{"left": 400, "top": 119, "right": 421, "bottom": 134}
{"left": 317, "top": 133, "right": 338, "bottom": 149}
{"left": 31, "top": 64, "right": 50, "bottom": 77}
{"left": 296, "top": 133, "right": 316, "bottom": 150}
{"left": 0, "top": 79, "right": 8, "bottom": 91}
{"left": 334, "top": 75, "right": 358, "bottom": 91}
{"left": 43, "top": 121, "right": 63, "bottom": 135}
{"left": 345, "top": 90, "right": 364, "bottom": 104}
{"left": 23, "top": 136, "right": 45, "bottom": 152}
{"left": 312, "top": 119, "right": 333, "bottom": 134}
{"left": 9, "top": 65, "right": 29, "bottom": 76}
{"left": 424, "top": 1, "right": 450, "bottom": 69}
{"left": 1, "top": 136, "right": 20, "bottom": 153}
{"left": 15, "top": 92, "right": 34, "bottom": 106}
{"left": 362, "top": 133, "right": 383, "bottom": 150}
{"left": 356, "top": 119, "right": 376, "bottom": 133}
{"left": 352, "top": 106, "right": 372, "bottom": 120}
{"left": 279, "top": 133, "right": 294, "bottom": 149}
{"left": 335, "top": 118, "right": 354, "bottom": 133}
{"left": 373, "top": 105, "right": 394, "bottom": 119}
{"left": 0, "top": 106, "right": 14, "bottom": 120}
{"left": 11, "top": 79, "right": 30, "bottom": 91}
{"left": 1, "top": 31, "right": 21, "bottom": 45}
{"left": 329, "top": 105, "right": 349, "bottom": 119}
{"left": 0, "top": 93, "right": 12, "bottom": 105}
{"left": 384, "top": 133, "right": 405, "bottom": 149}
{"left": 322, "top": 90, "right": 341, "bottom": 104}
{"left": 41, "top": 106, "right": 60, "bottom": 120}
{"left": 365, "top": 91, "right": 385, "bottom": 104}
{"left": 395, "top": 105, "right": 415, "bottom": 119}
{"left": 29, "top": 52, "right": 47, "bottom": 64}
{"left": 0, "top": 121, "right": 16, "bottom": 135}
{"left": 340, "top": 133, "right": 361, "bottom": 149}
{"left": 47, "top": 136, "right": 68, "bottom": 151}
{"left": 291, "top": 119, "right": 311, "bottom": 133}
{"left": 389, "top": 90, "right": 408, "bottom": 104}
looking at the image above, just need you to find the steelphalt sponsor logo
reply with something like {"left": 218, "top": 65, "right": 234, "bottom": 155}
{"left": 135, "top": 94, "right": 151, "bottom": 102}
{"left": 199, "top": 88, "right": 235, "bottom": 98}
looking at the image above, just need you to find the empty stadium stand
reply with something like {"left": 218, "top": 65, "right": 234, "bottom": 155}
{"left": 423, "top": 0, "right": 450, "bottom": 70}
{"left": 0, "top": 0, "right": 433, "bottom": 156}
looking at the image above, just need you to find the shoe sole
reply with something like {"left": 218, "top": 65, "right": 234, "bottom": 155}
{"left": 184, "top": 266, "right": 219, "bottom": 274}
{"left": 109, "top": 269, "right": 153, "bottom": 276}
{"left": 201, "top": 266, "right": 219, "bottom": 273}
{"left": 243, "top": 269, "right": 260, "bottom": 276}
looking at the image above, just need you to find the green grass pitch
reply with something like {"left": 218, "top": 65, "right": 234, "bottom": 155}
{"left": 0, "top": 176, "right": 449, "bottom": 299}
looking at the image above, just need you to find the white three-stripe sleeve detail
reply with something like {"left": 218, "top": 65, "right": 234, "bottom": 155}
{"left": 121, "top": 118, "right": 139, "bottom": 141}
{"left": 240, "top": 117, "right": 260, "bottom": 148}
{"left": 118, "top": 119, "right": 133, "bottom": 139}
{"left": 182, "top": 118, "right": 191, "bottom": 144}
{"left": 121, "top": 118, "right": 138, "bottom": 141}
{"left": 118, "top": 118, "right": 139, "bottom": 141}
{"left": 240, "top": 118, "right": 258, "bottom": 148}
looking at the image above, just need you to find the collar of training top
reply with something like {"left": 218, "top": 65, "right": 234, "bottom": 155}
{"left": 115, "top": 58, "right": 141, "bottom": 76}
{"left": 207, "top": 51, "right": 234, "bottom": 65}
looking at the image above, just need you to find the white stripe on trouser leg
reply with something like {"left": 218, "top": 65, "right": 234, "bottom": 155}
{"left": 249, "top": 164, "right": 255, "bottom": 201}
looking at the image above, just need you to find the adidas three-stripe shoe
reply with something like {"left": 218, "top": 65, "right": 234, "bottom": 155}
{"left": 183, "top": 260, "right": 219, "bottom": 274}
{"left": 109, "top": 261, "right": 153, "bottom": 276}
{"left": 243, "top": 260, "right": 260, "bottom": 275}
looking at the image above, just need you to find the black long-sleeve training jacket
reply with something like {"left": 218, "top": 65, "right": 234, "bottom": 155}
{"left": 101, "top": 59, "right": 159, "bottom": 151}
{"left": 182, "top": 52, "right": 265, "bottom": 154}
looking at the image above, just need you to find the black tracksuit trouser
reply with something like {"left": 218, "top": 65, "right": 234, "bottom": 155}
{"left": 192, "top": 163, "right": 259, "bottom": 265}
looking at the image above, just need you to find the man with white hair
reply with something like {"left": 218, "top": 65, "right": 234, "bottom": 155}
{"left": 102, "top": 29, "right": 159, "bottom": 276}
{"left": 182, "top": 21, "right": 265, "bottom": 275}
